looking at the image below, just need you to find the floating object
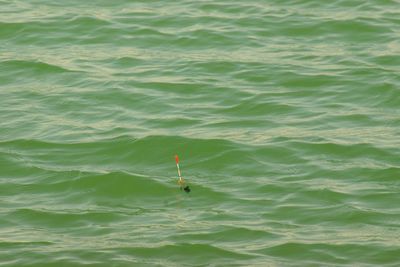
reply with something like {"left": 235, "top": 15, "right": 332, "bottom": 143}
{"left": 175, "top": 155, "right": 190, "bottom": 193}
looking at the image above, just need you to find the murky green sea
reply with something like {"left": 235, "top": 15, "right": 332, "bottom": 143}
{"left": 1, "top": 1, "right": 400, "bottom": 266}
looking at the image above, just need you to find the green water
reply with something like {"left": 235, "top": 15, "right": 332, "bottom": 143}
{"left": 1, "top": 1, "right": 399, "bottom": 266}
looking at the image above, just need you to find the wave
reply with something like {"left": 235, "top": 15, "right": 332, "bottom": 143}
{"left": 258, "top": 241, "right": 400, "bottom": 266}
{"left": 1, "top": 59, "right": 78, "bottom": 74}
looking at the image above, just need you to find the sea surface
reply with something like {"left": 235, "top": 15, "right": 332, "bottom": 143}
{"left": 1, "top": 1, "right": 400, "bottom": 266}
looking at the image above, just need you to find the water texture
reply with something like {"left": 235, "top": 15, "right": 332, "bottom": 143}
{"left": 1, "top": 0, "right": 400, "bottom": 266}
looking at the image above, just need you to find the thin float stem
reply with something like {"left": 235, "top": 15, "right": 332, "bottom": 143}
{"left": 175, "top": 155, "right": 183, "bottom": 185}
{"left": 175, "top": 155, "right": 190, "bottom": 193}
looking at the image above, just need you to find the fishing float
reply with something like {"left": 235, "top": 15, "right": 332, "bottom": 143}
{"left": 175, "top": 155, "right": 190, "bottom": 193}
